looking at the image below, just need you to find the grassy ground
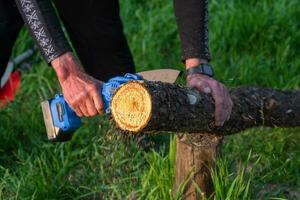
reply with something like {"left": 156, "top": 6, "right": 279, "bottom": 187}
{"left": 0, "top": 0, "right": 299, "bottom": 199}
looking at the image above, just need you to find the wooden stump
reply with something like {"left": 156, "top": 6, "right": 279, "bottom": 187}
{"left": 173, "top": 133, "right": 222, "bottom": 199}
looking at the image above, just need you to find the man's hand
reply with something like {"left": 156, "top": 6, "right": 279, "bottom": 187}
{"left": 186, "top": 58, "right": 233, "bottom": 126}
{"left": 52, "top": 52, "right": 104, "bottom": 117}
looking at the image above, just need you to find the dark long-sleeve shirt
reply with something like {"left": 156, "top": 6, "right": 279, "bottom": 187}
{"left": 15, "top": 0, "right": 210, "bottom": 64}
{"left": 174, "top": 0, "right": 210, "bottom": 61}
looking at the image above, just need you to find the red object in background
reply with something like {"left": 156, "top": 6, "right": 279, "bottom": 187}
{"left": 0, "top": 71, "right": 21, "bottom": 107}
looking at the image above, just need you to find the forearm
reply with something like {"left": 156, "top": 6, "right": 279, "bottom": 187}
{"left": 173, "top": 0, "right": 210, "bottom": 63}
{"left": 15, "top": 0, "right": 71, "bottom": 63}
{"left": 51, "top": 52, "right": 82, "bottom": 83}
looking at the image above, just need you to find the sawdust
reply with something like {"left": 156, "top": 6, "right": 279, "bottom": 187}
{"left": 111, "top": 81, "right": 152, "bottom": 132}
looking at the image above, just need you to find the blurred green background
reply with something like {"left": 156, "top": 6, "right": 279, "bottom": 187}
{"left": 0, "top": 0, "right": 299, "bottom": 199}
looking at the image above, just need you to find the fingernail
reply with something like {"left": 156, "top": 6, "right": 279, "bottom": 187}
{"left": 203, "top": 87, "right": 212, "bottom": 94}
{"left": 98, "top": 108, "right": 103, "bottom": 114}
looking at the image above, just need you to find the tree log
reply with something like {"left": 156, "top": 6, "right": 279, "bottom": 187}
{"left": 111, "top": 81, "right": 300, "bottom": 134}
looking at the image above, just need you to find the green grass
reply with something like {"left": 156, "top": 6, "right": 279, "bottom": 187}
{"left": 1, "top": 0, "right": 300, "bottom": 199}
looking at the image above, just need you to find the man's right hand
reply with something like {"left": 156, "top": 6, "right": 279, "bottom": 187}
{"left": 187, "top": 73, "right": 233, "bottom": 126}
{"left": 52, "top": 52, "right": 104, "bottom": 117}
{"left": 186, "top": 58, "right": 233, "bottom": 126}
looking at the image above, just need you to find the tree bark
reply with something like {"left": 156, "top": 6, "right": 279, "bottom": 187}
{"left": 111, "top": 81, "right": 300, "bottom": 134}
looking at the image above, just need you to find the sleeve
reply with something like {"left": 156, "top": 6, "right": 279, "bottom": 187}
{"left": 15, "top": 0, "right": 71, "bottom": 63}
{"left": 173, "top": 0, "right": 210, "bottom": 61}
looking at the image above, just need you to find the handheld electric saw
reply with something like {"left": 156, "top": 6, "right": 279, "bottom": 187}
{"left": 41, "top": 69, "right": 180, "bottom": 142}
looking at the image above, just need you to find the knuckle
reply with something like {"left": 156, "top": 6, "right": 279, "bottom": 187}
{"left": 187, "top": 79, "right": 197, "bottom": 87}
{"left": 210, "top": 81, "right": 218, "bottom": 89}
{"left": 69, "top": 100, "right": 77, "bottom": 108}
{"left": 197, "top": 81, "right": 204, "bottom": 88}
{"left": 79, "top": 91, "right": 88, "bottom": 99}
{"left": 88, "top": 84, "right": 98, "bottom": 92}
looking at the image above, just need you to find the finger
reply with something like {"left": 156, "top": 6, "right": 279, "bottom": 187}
{"left": 219, "top": 86, "right": 232, "bottom": 124}
{"left": 66, "top": 96, "right": 83, "bottom": 117}
{"left": 91, "top": 90, "right": 105, "bottom": 114}
{"left": 73, "top": 107, "right": 83, "bottom": 117}
{"left": 229, "top": 98, "right": 234, "bottom": 120}
{"left": 223, "top": 90, "right": 233, "bottom": 121}
{"left": 79, "top": 101, "right": 89, "bottom": 117}
{"left": 211, "top": 85, "right": 226, "bottom": 126}
{"left": 220, "top": 86, "right": 233, "bottom": 122}
{"left": 85, "top": 97, "right": 98, "bottom": 116}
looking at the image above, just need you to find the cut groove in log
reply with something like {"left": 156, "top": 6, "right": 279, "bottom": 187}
{"left": 111, "top": 81, "right": 300, "bottom": 134}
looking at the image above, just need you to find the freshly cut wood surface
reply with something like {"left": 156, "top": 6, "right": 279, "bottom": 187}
{"left": 111, "top": 81, "right": 152, "bottom": 132}
{"left": 111, "top": 81, "right": 300, "bottom": 134}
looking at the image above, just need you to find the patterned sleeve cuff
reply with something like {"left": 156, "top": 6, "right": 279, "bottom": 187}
{"left": 16, "top": 0, "right": 71, "bottom": 65}
{"left": 45, "top": 46, "right": 70, "bottom": 64}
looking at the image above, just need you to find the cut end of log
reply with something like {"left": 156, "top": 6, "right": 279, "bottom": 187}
{"left": 111, "top": 81, "right": 152, "bottom": 132}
